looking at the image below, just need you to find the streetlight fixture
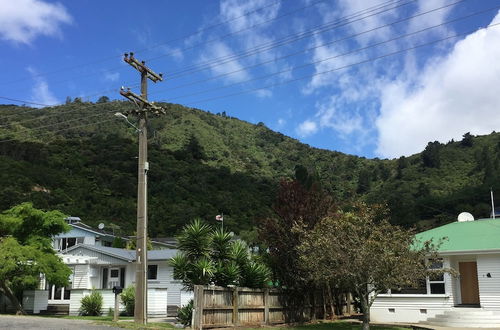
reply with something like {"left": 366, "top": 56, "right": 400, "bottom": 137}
{"left": 114, "top": 112, "right": 141, "bottom": 132}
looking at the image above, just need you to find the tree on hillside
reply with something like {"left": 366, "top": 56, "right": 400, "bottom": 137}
{"left": 97, "top": 96, "right": 110, "bottom": 103}
{"left": 297, "top": 202, "right": 441, "bottom": 330}
{"left": 169, "top": 219, "right": 270, "bottom": 290}
{"left": 0, "top": 203, "right": 72, "bottom": 314}
{"left": 422, "top": 141, "right": 442, "bottom": 168}
{"left": 259, "top": 170, "right": 334, "bottom": 292}
{"left": 461, "top": 132, "right": 474, "bottom": 147}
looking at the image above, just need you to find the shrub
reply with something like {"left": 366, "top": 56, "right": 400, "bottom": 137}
{"left": 120, "top": 285, "right": 135, "bottom": 316}
{"left": 80, "top": 290, "right": 103, "bottom": 316}
{"left": 177, "top": 299, "right": 193, "bottom": 326}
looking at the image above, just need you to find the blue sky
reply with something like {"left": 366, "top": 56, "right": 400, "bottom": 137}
{"left": 1, "top": 0, "right": 500, "bottom": 159}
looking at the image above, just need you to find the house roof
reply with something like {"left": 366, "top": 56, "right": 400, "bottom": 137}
{"left": 70, "top": 222, "right": 115, "bottom": 238}
{"left": 415, "top": 218, "right": 500, "bottom": 253}
{"left": 63, "top": 244, "right": 178, "bottom": 261}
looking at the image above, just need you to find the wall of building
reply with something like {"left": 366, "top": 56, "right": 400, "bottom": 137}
{"left": 477, "top": 254, "right": 500, "bottom": 309}
{"left": 68, "top": 288, "right": 167, "bottom": 316}
{"left": 370, "top": 257, "right": 454, "bottom": 323}
{"left": 22, "top": 290, "right": 49, "bottom": 314}
{"left": 371, "top": 295, "right": 453, "bottom": 323}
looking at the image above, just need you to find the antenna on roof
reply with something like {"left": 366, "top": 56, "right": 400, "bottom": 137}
{"left": 457, "top": 212, "right": 474, "bottom": 222}
{"left": 491, "top": 188, "right": 496, "bottom": 219}
{"left": 98, "top": 223, "right": 105, "bottom": 230}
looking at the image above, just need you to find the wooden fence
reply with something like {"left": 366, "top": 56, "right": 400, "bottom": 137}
{"left": 192, "top": 285, "right": 355, "bottom": 329}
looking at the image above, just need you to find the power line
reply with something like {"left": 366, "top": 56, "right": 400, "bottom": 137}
{"left": 0, "top": 96, "right": 54, "bottom": 108}
{"left": 149, "top": 6, "right": 495, "bottom": 103}
{"left": 149, "top": 0, "right": 488, "bottom": 98}
{"left": 2, "top": 0, "right": 409, "bottom": 109}
{"left": 2, "top": 16, "right": 497, "bottom": 139}
{"left": 5, "top": 19, "right": 496, "bottom": 142}
{"left": 0, "top": 103, "right": 116, "bottom": 137}
{"left": 0, "top": 0, "right": 327, "bottom": 87}
{"left": 0, "top": 116, "right": 118, "bottom": 144}
{"left": 163, "top": 0, "right": 418, "bottom": 78}
{"left": 176, "top": 22, "right": 500, "bottom": 106}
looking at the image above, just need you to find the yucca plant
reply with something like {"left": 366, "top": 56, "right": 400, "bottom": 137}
{"left": 177, "top": 218, "right": 212, "bottom": 260}
{"left": 240, "top": 261, "right": 271, "bottom": 288}
{"left": 214, "top": 261, "right": 240, "bottom": 287}
{"left": 170, "top": 219, "right": 270, "bottom": 289}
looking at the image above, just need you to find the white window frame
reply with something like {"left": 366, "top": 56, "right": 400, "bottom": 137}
{"left": 427, "top": 259, "right": 445, "bottom": 294}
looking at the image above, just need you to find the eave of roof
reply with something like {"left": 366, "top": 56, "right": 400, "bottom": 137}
{"left": 62, "top": 244, "right": 178, "bottom": 261}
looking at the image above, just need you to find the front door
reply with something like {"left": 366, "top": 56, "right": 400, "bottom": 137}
{"left": 459, "top": 261, "right": 480, "bottom": 305}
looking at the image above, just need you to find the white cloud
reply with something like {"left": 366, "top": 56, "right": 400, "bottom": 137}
{"left": 277, "top": 118, "right": 286, "bottom": 128}
{"left": 219, "top": 0, "right": 280, "bottom": 33}
{"left": 316, "top": 97, "right": 363, "bottom": 136}
{"left": 0, "top": 0, "right": 72, "bottom": 44}
{"left": 335, "top": 0, "right": 398, "bottom": 45}
{"left": 406, "top": 0, "right": 454, "bottom": 38}
{"left": 27, "top": 67, "right": 59, "bottom": 106}
{"left": 255, "top": 89, "right": 272, "bottom": 98}
{"left": 104, "top": 72, "right": 120, "bottom": 82}
{"left": 376, "top": 12, "right": 500, "bottom": 158}
{"left": 296, "top": 119, "right": 318, "bottom": 137}
{"left": 199, "top": 41, "right": 250, "bottom": 83}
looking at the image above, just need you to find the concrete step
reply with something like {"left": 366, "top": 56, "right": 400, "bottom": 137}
{"left": 422, "top": 309, "right": 500, "bottom": 328}
{"left": 421, "top": 320, "right": 500, "bottom": 328}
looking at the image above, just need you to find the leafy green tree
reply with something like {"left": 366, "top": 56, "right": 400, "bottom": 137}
{"left": 97, "top": 96, "right": 110, "bottom": 103}
{"left": 422, "top": 141, "right": 442, "bottom": 168}
{"left": 170, "top": 219, "right": 270, "bottom": 289}
{"left": 0, "top": 203, "right": 72, "bottom": 314}
{"left": 461, "top": 132, "right": 474, "bottom": 147}
{"left": 297, "top": 202, "right": 441, "bottom": 330}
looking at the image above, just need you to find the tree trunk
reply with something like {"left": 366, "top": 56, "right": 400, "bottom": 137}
{"left": 359, "top": 292, "right": 370, "bottom": 330}
{"left": 1, "top": 282, "right": 26, "bottom": 315}
{"left": 322, "top": 287, "right": 327, "bottom": 320}
{"left": 310, "top": 290, "right": 316, "bottom": 321}
{"left": 326, "top": 283, "right": 335, "bottom": 320}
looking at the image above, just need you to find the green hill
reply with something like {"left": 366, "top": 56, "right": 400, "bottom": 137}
{"left": 0, "top": 100, "right": 499, "bottom": 236}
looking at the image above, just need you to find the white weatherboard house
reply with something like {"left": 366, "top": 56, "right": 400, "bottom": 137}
{"left": 20, "top": 220, "right": 191, "bottom": 316}
{"left": 371, "top": 215, "right": 500, "bottom": 327}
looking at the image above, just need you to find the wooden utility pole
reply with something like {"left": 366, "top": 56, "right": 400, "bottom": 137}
{"left": 120, "top": 52, "right": 164, "bottom": 325}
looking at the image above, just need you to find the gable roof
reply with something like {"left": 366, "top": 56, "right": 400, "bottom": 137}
{"left": 415, "top": 218, "right": 500, "bottom": 253}
{"left": 70, "top": 222, "right": 115, "bottom": 238}
{"left": 63, "top": 244, "right": 178, "bottom": 261}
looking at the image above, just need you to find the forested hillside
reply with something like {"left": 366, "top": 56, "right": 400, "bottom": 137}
{"left": 0, "top": 100, "right": 499, "bottom": 236}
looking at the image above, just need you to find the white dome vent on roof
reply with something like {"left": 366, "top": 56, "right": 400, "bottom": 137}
{"left": 457, "top": 212, "right": 474, "bottom": 222}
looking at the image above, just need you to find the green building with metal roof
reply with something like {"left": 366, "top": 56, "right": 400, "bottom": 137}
{"left": 371, "top": 216, "right": 500, "bottom": 327}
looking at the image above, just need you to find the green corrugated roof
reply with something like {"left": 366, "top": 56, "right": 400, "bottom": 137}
{"left": 415, "top": 218, "right": 500, "bottom": 252}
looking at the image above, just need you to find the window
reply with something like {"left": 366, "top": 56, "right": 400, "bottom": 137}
{"left": 428, "top": 259, "right": 445, "bottom": 294}
{"left": 58, "top": 237, "right": 84, "bottom": 250}
{"left": 148, "top": 265, "right": 158, "bottom": 280}
{"left": 110, "top": 269, "right": 119, "bottom": 278}
{"left": 388, "top": 259, "right": 446, "bottom": 295}
{"left": 391, "top": 279, "right": 427, "bottom": 294}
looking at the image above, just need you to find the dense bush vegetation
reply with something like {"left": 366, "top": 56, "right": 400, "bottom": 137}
{"left": 1, "top": 102, "right": 500, "bottom": 236}
{"left": 177, "top": 299, "right": 193, "bottom": 326}
{"left": 80, "top": 290, "right": 103, "bottom": 316}
{"left": 120, "top": 285, "right": 135, "bottom": 316}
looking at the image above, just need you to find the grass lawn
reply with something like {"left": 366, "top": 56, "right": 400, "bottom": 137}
{"left": 249, "top": 321, "right": 408, "bottom": 330}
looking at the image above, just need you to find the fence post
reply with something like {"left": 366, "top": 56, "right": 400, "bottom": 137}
{"left": 193, "top": 285, "right": 204, "bottom": 330}
{"left": 264, "top": 288, "right": 270, "bottom": 325}
{"left": 232, "top": 286, "right": 239, "bottom": 326}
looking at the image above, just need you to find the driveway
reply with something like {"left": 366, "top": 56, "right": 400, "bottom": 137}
{"left": 0, "top": 315, "right": 122, "bottom": 329}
